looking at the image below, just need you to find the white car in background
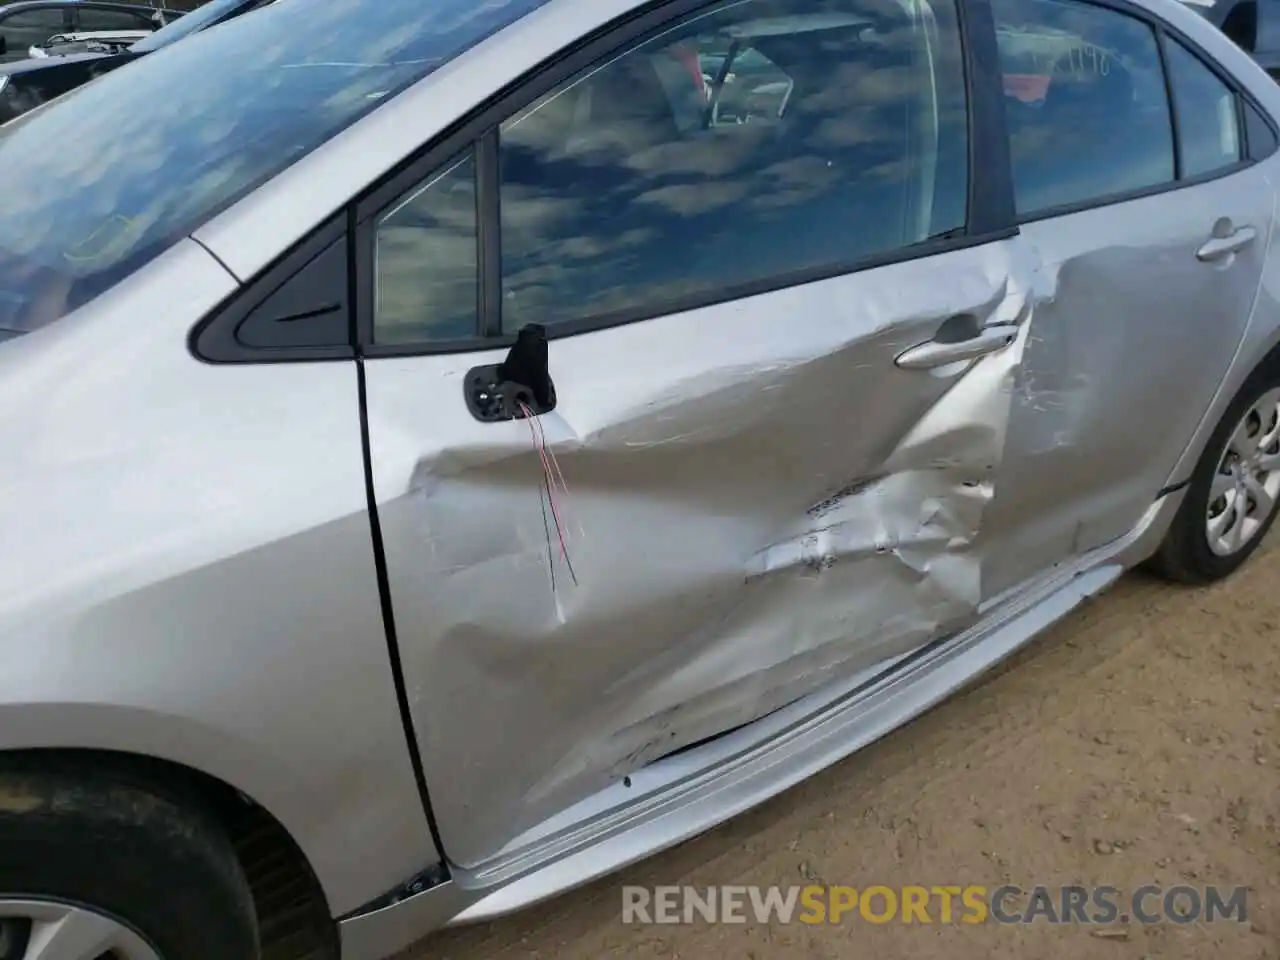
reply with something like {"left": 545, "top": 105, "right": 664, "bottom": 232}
{"left": 28, "top": 29, "right": 151, "bottom": 57}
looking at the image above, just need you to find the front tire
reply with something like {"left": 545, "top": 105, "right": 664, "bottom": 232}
{"left": 0, "top": 763, "right": 259, "bottom": 960}
{"left": 1150, "top": 366, "right": 1280, "bottom": 584}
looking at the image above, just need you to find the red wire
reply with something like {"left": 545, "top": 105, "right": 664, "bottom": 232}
{"left": 519, "top": 402, "right": 572, "bottom": 566}
{"left": 520, "top": 403, "right": 570, "bottom": 499}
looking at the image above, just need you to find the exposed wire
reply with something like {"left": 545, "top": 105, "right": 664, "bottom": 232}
{"left": 519, "top": 400, "right": 577, "bottom": 588}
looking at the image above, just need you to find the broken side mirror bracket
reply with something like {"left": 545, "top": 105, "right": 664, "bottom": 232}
{"left": 464, "top": 323, "right": 557, "bottom": 424}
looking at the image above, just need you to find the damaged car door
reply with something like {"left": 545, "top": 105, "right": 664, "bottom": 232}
{"left": 360, "top": 0, "right": 1038, "bottom": 868}
{"left": 981, "top": 0, "right": 1277, "bottom": 597}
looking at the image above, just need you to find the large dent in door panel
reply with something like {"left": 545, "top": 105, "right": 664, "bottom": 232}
{"left": 368, "top": 240, "right": 1044, "bottom": 867}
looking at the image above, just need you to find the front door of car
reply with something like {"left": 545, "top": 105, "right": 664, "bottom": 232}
{"left": 361, "top": 0, "right": 1043, "bottom": 869}
{"left": 980, "top": 0, "right": 1277, "bottom": 600}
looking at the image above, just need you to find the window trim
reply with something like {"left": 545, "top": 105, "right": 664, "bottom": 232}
{"left": 476, "top": 128, "right": 503, "bottom": 339}
{"left": 1163, "top": 27, "right": 1254, "bottom": 180}
{"left": 1155, "top": 26, "right": 1185, "bottom": 181}
{"left": 189, "top": 213, "right": 357, "bottom": 364}
{"left": 351, "top": 0, "right": 1018, "bottom": 358}
{"left": 1005, "top": 0, "right": 1280, "bottom": 227}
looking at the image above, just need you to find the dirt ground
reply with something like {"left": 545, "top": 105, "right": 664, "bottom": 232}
{"left": 408, "top": 539, "right": 1280, "bottom": 960}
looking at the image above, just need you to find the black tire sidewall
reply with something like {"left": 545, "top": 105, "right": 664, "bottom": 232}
{"left": 0, "top": 769, "right": 259, "bottom": 960}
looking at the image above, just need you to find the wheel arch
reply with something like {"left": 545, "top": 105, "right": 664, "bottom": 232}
{"left": 0, "top": 746, "right": 338, "bottom": 956}
{"left": 1163, "top": 307, "right": 1280, "bottom": 492}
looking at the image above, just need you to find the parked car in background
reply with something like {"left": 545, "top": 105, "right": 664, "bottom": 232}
{"left": 0, "top": 1, "right": 178, "bottom": 62}
{"left": 0, "top": 0, "right": 267, "bottom": 122}
{"left": 28, "top": 27, "right": 152, "bottom": 56}
{"left": 1179, "top": 0, "right": 1280, "bottom": 76}
{"left": 2, "top": 0, "right": 1280, "bottom": 957}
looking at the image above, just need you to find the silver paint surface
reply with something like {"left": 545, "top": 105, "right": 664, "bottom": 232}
{"left": 341, "top": 487, "right": 1185, "bottom": 960}
{"left": 0, "top": 241, "right": 434, "bottom": 916}
{"left": 983, "top": 167, "right": 1276, "bottom": 597}
{"left": 0, "top": 0, "right": 1276, "bottom": 952}
{"left": 363, "top": 237, "right": 1040, "bottom": 868}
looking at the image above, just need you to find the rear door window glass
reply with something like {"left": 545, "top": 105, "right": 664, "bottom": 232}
{"left": 993, "top": 0, "right": 1175, "bottom": 216}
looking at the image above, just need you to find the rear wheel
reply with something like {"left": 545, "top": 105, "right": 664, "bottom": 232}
{"left": 0, "top": 764, "right": 260, "bottom": 960}
{"left": 1150, "top": 369, "right": 1280, "bottom": 584}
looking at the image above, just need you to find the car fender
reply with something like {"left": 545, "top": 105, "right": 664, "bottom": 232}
{"left": 0, "top": 239, "right": 439, "bottom": 916}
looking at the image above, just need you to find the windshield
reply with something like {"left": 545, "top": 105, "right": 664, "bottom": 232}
{"left": 0, "top": 0, "right": 550, "bottom": 336}
{"left": 131, "top": 0, "right": 268, "bottom": 53}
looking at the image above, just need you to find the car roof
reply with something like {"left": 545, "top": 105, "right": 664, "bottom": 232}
{"left": 0, "top": 0, "right": 180, "bottom": 11}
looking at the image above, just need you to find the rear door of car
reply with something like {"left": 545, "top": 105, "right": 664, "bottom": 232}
{"left": 0, "top": 4, "right": 72, "bottom": 61}
{"left": 979, "top": 0, "right": 1277, "bottom": 599}
{"left": 357, "top": 0, "right": 1051, "bottom": 870}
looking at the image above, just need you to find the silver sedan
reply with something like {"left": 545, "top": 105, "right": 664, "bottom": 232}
{"left": 0, "top": 0, "right": 1277, "bottom": 956}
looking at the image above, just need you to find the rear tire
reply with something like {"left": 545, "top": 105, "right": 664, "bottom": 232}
{"left": 0, "top": 763, "right": 259, "bottom": 959}
{"left": 1149, "top": 365, "right": 1280, "bottom": 584}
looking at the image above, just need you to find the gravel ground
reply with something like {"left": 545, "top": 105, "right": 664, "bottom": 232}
{"left": 406, "top": 541, "right": 1280, "bottom": 960}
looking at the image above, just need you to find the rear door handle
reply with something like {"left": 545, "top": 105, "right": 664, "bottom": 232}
{"left": 895, "top": 323, "right": 1020, "bottom": 371}
{"left": 1197, "top": 225, "right": 1257, "bottom": 262}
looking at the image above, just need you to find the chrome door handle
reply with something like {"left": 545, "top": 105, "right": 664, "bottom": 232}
{"left": 895, "top": 324, "right": 1020, "bottom": 371}
{"left": 1197, "top": 225, "right": 1257, "bottom": 262}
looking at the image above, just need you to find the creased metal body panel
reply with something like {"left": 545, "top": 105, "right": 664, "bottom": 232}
{"left": 365, "top": 237, "right": 1039, "bottom": 868}
{"left": 981, "top": 170, "right": 1275, "bottom": 598}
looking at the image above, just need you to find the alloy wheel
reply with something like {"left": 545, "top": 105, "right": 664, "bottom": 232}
{"left": 1206, "top": 386, "right": 1280, "bottom": 556}
{"left": 0, "top": 901, "right": 161, "bottom": 960}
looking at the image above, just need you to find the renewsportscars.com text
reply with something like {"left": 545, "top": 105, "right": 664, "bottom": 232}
{"left": 621, "top": 884, "right": 1249, "bottom": 925}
